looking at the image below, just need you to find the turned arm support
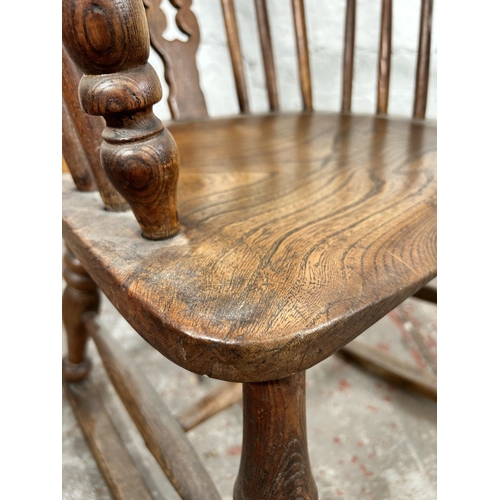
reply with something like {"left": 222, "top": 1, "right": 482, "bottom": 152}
{"left": 62, "top": 0, "right": 180, "bottom": 239}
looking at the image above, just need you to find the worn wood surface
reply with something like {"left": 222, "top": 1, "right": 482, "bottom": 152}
{"left": 221, "top": 0, "right": 250, "bottom": 114}
{"left": 341, "top": 0, "right": 356, "bottom": 113}
{"left": 144, "top": 0, "right": 208, "bottom": 120}
{"left": 62, "top": 246, "right": 100, "bottom": 382}
{"left": 177, "top": 382, "right": 242, "bottom": 432}
{"left": 63, "top": 112, "right": 436, "bottom": 383}
{"left": 234, "top": 372, "right": 318, "bottom": 499}
{"left": 62, "top": 99, "right": 96, "bottom": 192}
{"left": 413, "top": 0, "right": 434, "bottom": 119}
{"left": 64, "top": 379, "right": 156, "bottom": 500}
{"left": 62, "top": 46, "right": 127, "bottom": 210}
{"left": 62, "top": 0, "right": 180, "bottom": 240}
{"left": 255, "top": 0, "right": 279, "bottom": 112}
{"left": 376, "top": 0, "right": 392, "bottom": 115}
{"left": 292, "top": 0, "right": 313, "bottom": 111}
{"left": 85, "top": 314, "right": 222, "bottom": 500}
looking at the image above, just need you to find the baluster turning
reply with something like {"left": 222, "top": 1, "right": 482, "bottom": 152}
{"left": 62, "top": 0, "right": 180, "bottom": 240}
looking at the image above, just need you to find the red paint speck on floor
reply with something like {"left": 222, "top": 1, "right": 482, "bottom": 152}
{"left": 360, "top": 464, "right": 374, "bottom": 477}
{"left": 377, "top": 342, "right": 391, "bottom": 352}
{"left": 338, "top": 379, "right": 351, "bottom": 391}
{"left": 226, "top": 445, "right": 242, "bottom": 456}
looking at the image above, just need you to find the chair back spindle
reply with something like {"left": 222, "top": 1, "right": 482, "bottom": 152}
{"left": 376, "top": 0, "right": 392, "bottom": 115}
{"left": 62, "top": 46, "right": 128, "bottom": 210}
{"left": 341, "top": 0, "right": 356, "bottom": 113}
{"left": 254, "top": 0, "right": 279, "bottom": 112}
{"left": 413, "top": 0, "right": 433, "bottom": 119}
{"left": 62, "top": 99, "right": 97, "bottom": 192}
{"left": 220, "top": 0, "right": 250, "bottom": 114}
{"left": 291, "top": 0, "right": 313, "bottom": 112}
{"left": 62, "top": 0, "right": 180, "bottom": 240}
{"left": 144, "top": 0, "right": 209, "bottom": 120}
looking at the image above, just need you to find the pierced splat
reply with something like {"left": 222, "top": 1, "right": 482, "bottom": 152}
{"left": 144, "top": 0, "right": 208, "bottom": 120}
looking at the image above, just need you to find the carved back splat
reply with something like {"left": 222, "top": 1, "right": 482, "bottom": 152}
{"left": 144, "top": 0, "right": 208, "bottom": 120}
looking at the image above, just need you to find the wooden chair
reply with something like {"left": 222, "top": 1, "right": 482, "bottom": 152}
{"left": 62, "top": 0, "right": 436, "bottom": 498}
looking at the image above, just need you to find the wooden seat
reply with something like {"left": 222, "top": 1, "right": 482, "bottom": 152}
{"left": 62, "top": 0, "right": 435, "bottom": 497}
{"left": 64, "top": 112, "right": 436, "bottom": 382}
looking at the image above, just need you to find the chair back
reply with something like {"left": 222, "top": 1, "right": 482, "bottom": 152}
{"left": 144, "top": 0, "right": 434, "bottom": 120}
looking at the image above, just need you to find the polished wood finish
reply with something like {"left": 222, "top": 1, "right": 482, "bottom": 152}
{"left": 63, "top": 113, "right": 436, "bottom": 383}
{"left": 144, "top": 0, "right": 208, "bottom": 120}
{"left": 62, "top": 46, "right": 127, "bottom": 210}
{"left": 62, "top": 99, "right": 96, "bottom": 192}
{"left": 62, "top": 247, "right": 100, "bottom": 382}
{"left": 234, "top": 372, "right": 318, "bottom": 500}
{"left": 177, "top": 382, "right": 242, "bottom": 432}
{"left": 62, "top": 3, "right": 436, "bottom": 497}
{"left": 292, "top": 0, "right": 313, "bottom": 111}
{"left": 64, "top": 379, "right": 156, "bottom": 500}
{"left": 254, "top": 0, "right": 279, "bottom": 112}
{"left": 376, "top": 0, "right": 392, "bottom": 115}
{"left": 85, "top": 314, "right": 222, "bottom": 500}
{"left": 62, "top": 0, "right": 180, "bottom": 239}
{"left": 221, "top": 0, "right": 250, "bottom": 114}
{"left": 341, "top": 0, "right": 356, "bottom": 113}
{"left": 413, "top": 0, "right": 434, "bottom": 119}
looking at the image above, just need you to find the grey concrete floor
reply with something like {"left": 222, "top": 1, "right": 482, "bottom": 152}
{"left": 62, "top": 288, "right": 436, "bottom": 500}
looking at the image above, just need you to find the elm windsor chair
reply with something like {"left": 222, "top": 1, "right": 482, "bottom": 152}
{"left": 62, "top": 0, "right": 436, "bottom": 498}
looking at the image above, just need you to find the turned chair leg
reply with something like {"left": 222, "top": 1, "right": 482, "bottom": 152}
{"left": 62, "top": 245, "right": 100, "bottom": 381}
{"left": 234, "top": 371, "right": 318, "bottom": 500}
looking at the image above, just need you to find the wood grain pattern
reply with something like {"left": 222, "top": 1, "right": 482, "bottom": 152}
{"left": 144, "top": 0, "right": 208, "bottom": 120}
{"left": 413, "top": 0, "right": 434, "bottom": 119}
{"left": 62, "top": 0, "right": 180, "bottom": 239}
{"left": 177, "top": 382, "right": 242, "bottom": 432}
{"left": 292, "top": 0, "right": 313, "bottom": 112}
{"left": 376, "top": 0, "right": 392, "bottom": 115}
{"left": 62, "top": 46, "right": 128, "bottom": 210}
{"left": 341, "top": 0, "right": 356, "bottom": 113}
{"left": 234, "top": 372, "right": 318, "bottom": 499}
{"left": 62, "top": 246, "right": 100, "bottom": 382}
{"left": 64, "top": 379, "right": 156, "bottom": 500}
{"left": 85, "top": 314, "right": 222, "bottom": 500}
{"left": 221, "top": 0, "right": 250, "bottom": 113}
{"left": 254, "top": 0, "right": 279, "bottom": 112}
{"left": 63, "top": 112, "right": 436, "bottom": 383}
{"left": 62, "top": 98, "right": 97, "bottom": 192}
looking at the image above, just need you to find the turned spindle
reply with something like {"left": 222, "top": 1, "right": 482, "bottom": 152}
{"left": 62, "top": 0, "right": 180, "bottom": 239}
{"left": 234, "top": 372, "right": 318, "bottom": 500}
{"left": 62, "top": 247, "right": 100, "bottom": 381}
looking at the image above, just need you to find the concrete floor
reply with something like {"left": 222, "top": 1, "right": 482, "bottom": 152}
{"left": 62, "top": 288, "right": 436, "bottom": 500}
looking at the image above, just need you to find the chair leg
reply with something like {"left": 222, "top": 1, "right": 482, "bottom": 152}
{"left": 234, "top": 371, "right": 318, "bottom": 500}
{"left": 62, "top": 245, "right": 100, "bottom": 382}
